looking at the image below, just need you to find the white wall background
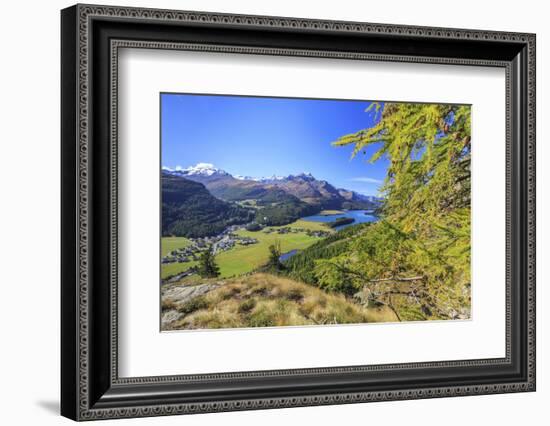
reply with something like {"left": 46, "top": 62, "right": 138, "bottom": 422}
{"left": 0, "top": 0, "right": 546, "bottom": 424}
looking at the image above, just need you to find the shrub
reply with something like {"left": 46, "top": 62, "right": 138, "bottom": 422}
{"left": 220, "top": 286, "right": 241, "bottom": 300}
{"left": 250, "top": 284, "right": 268, "bottom": 296}
{"left": 161, "top": 298, "right": 177, "bottom": 312}
{"left": 178, "top": 296, "right": 209, "bottom": 315}
{"left": 238, "top": 298, "right": 257, "bottom": 314}
{"left": 247, "top": 307, "right": 276, "bottom": 327}
{"left": 284, "top": 287, "right": 304, "bottom": 302}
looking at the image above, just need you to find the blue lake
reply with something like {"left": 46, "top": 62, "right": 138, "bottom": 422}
{"left": 301, "top": 209, "right": 379, "bottom": 230}
{"left": 279, "top": 210, "right": 379, "bottom": 262}
{"left": 279, "top": 249, "right": 298, "bottom": 262}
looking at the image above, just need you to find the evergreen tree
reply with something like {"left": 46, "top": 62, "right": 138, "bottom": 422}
{"left": 197, "top": 247, "right": 220, "bottom": 278}
{"left": 267, "top": 242, "right": 284, "bottom": 271}
{"left": 311, "top": 102, "right": 472, "bottom": 321}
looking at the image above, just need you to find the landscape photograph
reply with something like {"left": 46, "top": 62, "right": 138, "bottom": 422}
{"left": 160, "top": 93, "right": 471, "bottom": 331}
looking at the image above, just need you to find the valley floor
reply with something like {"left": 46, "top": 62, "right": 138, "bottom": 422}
{"left": 160, "top": 214, "right": 396, "bottom": 331}
{"left": 161, "top": 219, "right": 333, "bottom": 280}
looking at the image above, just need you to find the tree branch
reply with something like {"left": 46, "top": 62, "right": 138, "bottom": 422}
{"left": 367, "top": 275, "right": 424, "bottom": 283}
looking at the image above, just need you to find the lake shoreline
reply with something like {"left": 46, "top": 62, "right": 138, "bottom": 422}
{"left": 301, "top": 209, "right": 379, "bottom": 231}
{"left": 161, "top": 210, "right": 381, "bottom": 282}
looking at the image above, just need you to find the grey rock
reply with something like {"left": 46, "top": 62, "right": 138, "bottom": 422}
{"left": 161, "top": 282, "right": 221, "bottom": 328}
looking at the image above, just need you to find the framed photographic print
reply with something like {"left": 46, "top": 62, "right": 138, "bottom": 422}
{"left": 61, "top": 4, "right": 536, "bottom": 421}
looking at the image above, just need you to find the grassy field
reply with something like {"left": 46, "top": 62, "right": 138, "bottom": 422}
{"left": 161, "top": 220, "right": 333, "bottom": 280}
{"left": 162, "top": 273, "right": 399, "bottom": 330}
{"left": 161, "top": 260, "right": 199, "bottom": 279}
{"left": 161, "top": 237, "right": 193, "bottom": 257}
{"left": 289, "top": 219, "right": 335, "bottom": 232}
{"left": 215, "top": 220, "right": 332, "bottom": 278}
{"left": 161, "top": 237, "right": 195, "bottom": 279}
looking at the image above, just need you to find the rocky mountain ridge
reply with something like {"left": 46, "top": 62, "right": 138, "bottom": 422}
{"left": 163, "top": 163, "right": 382, "bottom": 210}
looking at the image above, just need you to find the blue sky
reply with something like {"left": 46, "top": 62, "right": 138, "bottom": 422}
{"left": 161, "top": 93, "right": 389, "bottom": 196}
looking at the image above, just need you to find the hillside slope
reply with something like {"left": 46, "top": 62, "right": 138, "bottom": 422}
{"left": 162, "top": 173, "right": 254, "bottom": 237}
{"left": 161, "top": 273, "right": 397, "bottom": 330}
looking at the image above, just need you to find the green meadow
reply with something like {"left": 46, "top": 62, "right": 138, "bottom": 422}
{"left": 216, "top": 221, "right": 330, "bottom": 278}
{"left": 161, "top": 260, "right": 199, "bottom": 279}
{"left": 160, "top": 237, "right": 195, "bottom": 279}
{"left": 161, "top": 236, "right": 193, "bottom": 257}
{"left": 161, "top": 219, "right": 331, "bottom": 280}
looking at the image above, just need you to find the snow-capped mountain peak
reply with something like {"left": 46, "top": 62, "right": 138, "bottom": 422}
{"left": 234, "top": 174, "right": 254, "bottom": 181}
{"left": 163, "top": 163, "right": 229, "bottom": 177}
{"left": 182, "top": 163, "right": 227, "bottom": 176}
{"left": 162, "top": 163, "right": 323, "bottom": 183}
{"left": 252, "top": 174, "right": 286, "bottom": 183}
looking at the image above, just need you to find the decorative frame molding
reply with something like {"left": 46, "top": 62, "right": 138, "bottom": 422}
{"left": 61, "top": 4, "right": 536, "bottom": 421}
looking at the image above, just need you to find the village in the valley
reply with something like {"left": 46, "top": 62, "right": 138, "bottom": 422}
{"left": 161, "top": 225, "right": 257, "bottom": 265}
{"left": 161, "top": 223, "right": 331, "bottom": 280}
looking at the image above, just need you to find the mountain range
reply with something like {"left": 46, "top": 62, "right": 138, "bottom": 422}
{"left": 162, "top": 163, "right": 383, "bottom": 237}
{"left": 162, "top": 163, "right": 382, "bottom": 210}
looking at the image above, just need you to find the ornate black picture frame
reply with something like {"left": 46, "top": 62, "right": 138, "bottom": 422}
{"left": 61, "top": 4, "right": 536, "bottom": 421}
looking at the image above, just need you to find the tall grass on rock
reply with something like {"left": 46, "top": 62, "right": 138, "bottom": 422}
{"left": 164, "top": 273, "right": 396, "bottom": 330}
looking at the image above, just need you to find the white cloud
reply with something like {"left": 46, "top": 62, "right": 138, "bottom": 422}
{"left": 349, "top": 177, "right": 383, "bottom": 184}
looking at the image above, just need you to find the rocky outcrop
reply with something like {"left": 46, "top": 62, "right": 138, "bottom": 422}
{"left": 161, "top": 282, "right": 221, "bottom": 329}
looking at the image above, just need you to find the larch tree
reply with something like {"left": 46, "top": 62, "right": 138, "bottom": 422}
{"left": 315, "top": 102, "right": 471, "bottom": 321}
